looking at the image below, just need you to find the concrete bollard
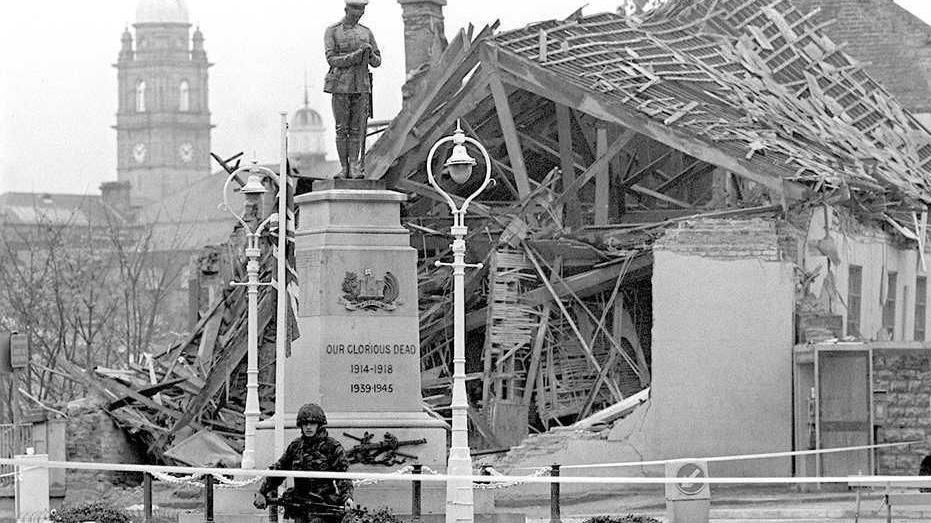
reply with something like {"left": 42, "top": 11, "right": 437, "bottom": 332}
{"left": 14, "top": 453, "right": 50, "bottom": 519}
{"left": 664, "top": 460, "right": 710, "bottom": 523}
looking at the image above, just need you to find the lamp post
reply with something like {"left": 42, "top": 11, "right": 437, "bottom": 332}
{"left": 427, "top": 121, "right": 493, "bottom": 523}
{"left": 222, "top": 162, "right": 277, "bottom": 469}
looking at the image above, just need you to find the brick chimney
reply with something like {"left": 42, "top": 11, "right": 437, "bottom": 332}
{"left": 100, "top": 181, "right": 133, "bottom": 216}
{"left": 398, "top": 0, "right": 448, "bottom": 99}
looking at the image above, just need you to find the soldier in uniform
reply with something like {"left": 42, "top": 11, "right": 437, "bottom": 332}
{"left": 324, "top": 0, "right": 381, "bottom": 179}
{"left": 254, "top": 403, "right": 355, "bottom": 523}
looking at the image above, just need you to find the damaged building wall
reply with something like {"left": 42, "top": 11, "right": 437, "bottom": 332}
{"left": 66, "top": 401, "right": 146, "bottom": 487}
{"left": 650, "top": 219, "right": 794, "bottom": 476}
{"left": 801, "top": 207, "right": 931, "bottom": 476}
{"left": 804, "top": 206, "right": 927, "bottom": 342}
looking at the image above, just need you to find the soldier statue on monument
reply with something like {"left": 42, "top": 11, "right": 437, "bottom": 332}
{"left": 324, "top": 0, "right": 381, "bottom": 179}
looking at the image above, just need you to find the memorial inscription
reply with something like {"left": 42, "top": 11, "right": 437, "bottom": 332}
{"left": 322, "top": 340, "right": 420, "bottom": 409}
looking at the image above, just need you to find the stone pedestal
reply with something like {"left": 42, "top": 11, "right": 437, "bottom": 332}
{"left": 253, "top": 180, "right": 448, "bottom": 515}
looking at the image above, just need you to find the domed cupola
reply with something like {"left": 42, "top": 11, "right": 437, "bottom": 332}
{"left": 289, "top": 84, "right": 328, "bottom": 168}
{"left": 136, "top": 0, "right": 190, "bottom": 24}
{"left": 293, "top": 107, "right": 324, "bottom": 130}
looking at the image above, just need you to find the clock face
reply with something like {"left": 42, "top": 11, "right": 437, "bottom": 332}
{"left": 133, "top": 143, "right": 147, "bottom": 164}
{"left": 179, "top": 142, "right": 194, "bottom": 163}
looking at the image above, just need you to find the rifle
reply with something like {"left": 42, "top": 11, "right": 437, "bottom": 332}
{"left": 344, "top": 431, "right": 427, "bottom": 466}
{"left": 265, "top": 492, "right": 375, "bottom": 523}
{"left": 264, "top": 491, "right": 347, "bottom": 521}
{"left": 360, "top": 69, "right": 373, "bottom": 177}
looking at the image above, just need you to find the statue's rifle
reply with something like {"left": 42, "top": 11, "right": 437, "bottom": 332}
{"left": 343, "top": 432, "right": 428, "bottom": 464}
{"left": 360, "top": 46, "right": 374, "bottom": 175}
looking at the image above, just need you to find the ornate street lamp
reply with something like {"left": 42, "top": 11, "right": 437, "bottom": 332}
{"left": 427, "top": 121, "right": 493, "bottom": 523}
{"left": 221, "top": 162, "right": 277, "bottom": 469}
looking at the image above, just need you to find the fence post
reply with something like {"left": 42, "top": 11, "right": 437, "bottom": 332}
{"left": 204, "top": 474, "right": 215, "bottom": 522}
{"left": 550, "top": 464, "right": 561, "bottom": 523}
{"left": 411, "top": 464, "right": 422, "bottom": 523}
{"left": 143, "top": 472, "right": 153, "bottom": 523}
{"left": 14, "top": 453, "right": 49, "bottom": 520}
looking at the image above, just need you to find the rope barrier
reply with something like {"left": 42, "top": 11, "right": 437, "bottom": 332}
{"left": 551, "top": 440, "right": 921, "bottom": 470}
{"left": 214, "top": 474, "right": 264, "bottom": 489}
{"left": 4, "top": 457, "right": 931, "bottom": 486}
{"left": 149, "top": 470, "right": 203, "bottom": 485}
{"left": 353, "top": 464, "right": 415, "bottom": 487}
{"left": 146, "top": 464, "right": 417, "bottom": 489}
{"left": 474, "top": 466, "right": 549, "bottom": 490}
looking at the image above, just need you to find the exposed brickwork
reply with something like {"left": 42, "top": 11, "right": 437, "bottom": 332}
{"left": 790, "top": 0, "right": 931, "bottom": 113}
{"left": 873, "top": 350, "right": 931, "bottom": 475}
{"left": 654, "top": 218, "right": 779, "bottom": 260}
{"left": 777, "top": 218, "right": 806, "bottom": 265}
{"left": 398, "top": 0, "right": 447, "bottom": 76}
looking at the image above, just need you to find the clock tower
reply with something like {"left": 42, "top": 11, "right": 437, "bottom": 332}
{"left": 115, "top": 0, "right": 212, "bottom": 203}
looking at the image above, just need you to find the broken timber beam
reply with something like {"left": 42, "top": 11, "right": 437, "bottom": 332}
{"left": 655, "top": 160, "right": 706, "bottom": 193}
{"left": 160, "top": 288, "right": 277, "bottom": 447}
{"left": 463, "top": 254, "right": 652, "bottom": 332}
{"left": 392, "top": 68, "right": 493, "bottom": 182}
{"left": 366, "top": 27, "right": 486, "bottom": 180}
{"left": 552, "top": 128, "right": 637, "bottom": 208}
{"left": 577, "top": 350, "right": 620, "bottom": 421}
{"left": 395, "top": 178, "right": 494, "bottom": 218}
{"left": 491, "top": 46, "right": 808, "bottom": 201}
{"left": 489, "top": 72, "right": 532, "bottom": 199}
{"left": 557, "top": 103, "right": 580, "bottom": 227}
{"left": 57, "top": 359, "right": 208, "bottom": 433}
{"left": 621, "top": 151, "right": 673, "bottom": 188}
{"left": 627, "top": 184, "right": 692, "bottom": 208}
{"left": 106, "top": 377, "right": 188, "bottom": 411}
{"left": 522, "top": 244, "right": 622, "bottom": 403}
{"left": 595, "top": 126, "right": 611, "bottom": 225}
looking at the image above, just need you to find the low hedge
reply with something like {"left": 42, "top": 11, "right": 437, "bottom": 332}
{"left": 582, "top": 516, "right": 661, "bottom": 523}
{"left": 50, "top": 501, "right": 132, "bottom": 523}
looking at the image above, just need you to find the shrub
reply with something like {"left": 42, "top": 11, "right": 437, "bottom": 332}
{"left": 582, "top": 516, "right": 661, "bottom": 523}
{"left": 50, "top": 501, "right": 133, "bottom": 523}
{"left": 349, "top": 506, "right": 404, "bottom": 523}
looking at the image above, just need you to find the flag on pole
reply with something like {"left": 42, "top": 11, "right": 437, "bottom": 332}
{"left": 270, "top": 159, "right": 301, "bottom": 355}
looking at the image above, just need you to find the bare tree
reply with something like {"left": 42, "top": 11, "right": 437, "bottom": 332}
{"left": 0, "top": 202, "right": 185, "bottom": 418}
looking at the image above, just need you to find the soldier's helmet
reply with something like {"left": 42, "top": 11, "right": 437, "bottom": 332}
{"left": 296, "top": 403, "right": 327, "bottom": 426}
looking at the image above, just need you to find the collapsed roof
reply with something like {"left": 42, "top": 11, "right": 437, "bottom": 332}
{"left": 367, "top": 0, "right": 931, "bottom": 217}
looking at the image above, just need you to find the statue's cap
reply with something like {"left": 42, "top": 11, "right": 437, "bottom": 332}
{"left": 346, "top": 0, "right": 368, "bottom": 6}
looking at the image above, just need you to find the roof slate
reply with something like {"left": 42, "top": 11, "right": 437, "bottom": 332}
{"left": 492, "top": 0, "right": 931, "bottom": 205}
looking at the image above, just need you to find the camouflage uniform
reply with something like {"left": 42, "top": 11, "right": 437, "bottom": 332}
{"left": 258, "top": 404, "right": 353, "bottom": 523}
{"left": 324, "top": 17, "right": 381, "bottom": 178}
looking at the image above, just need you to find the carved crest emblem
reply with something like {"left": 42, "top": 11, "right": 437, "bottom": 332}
{"left": 340, "top": 268, "right": 401, "bottom": 311}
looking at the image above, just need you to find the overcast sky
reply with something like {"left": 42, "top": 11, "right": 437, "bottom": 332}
{"left": 1, "top": 0, "right": 930, "bottom": 195}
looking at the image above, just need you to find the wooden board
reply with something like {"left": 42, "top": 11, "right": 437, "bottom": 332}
{"left": 817, "top": 348, "right": 872, "bottom": 476}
